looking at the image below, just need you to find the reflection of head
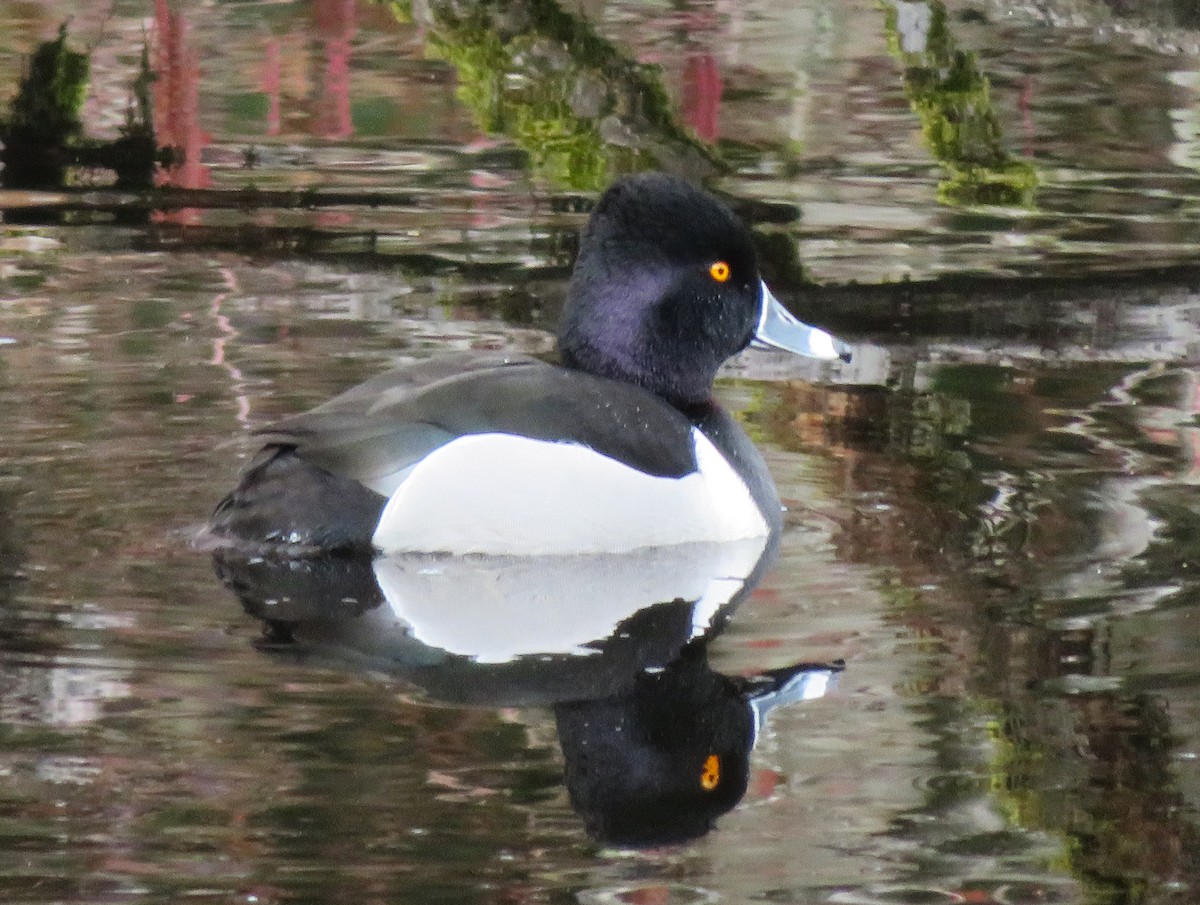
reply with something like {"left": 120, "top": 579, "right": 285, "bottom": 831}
{"left": 554, "top": 644, "right": 752, "bottom": 847}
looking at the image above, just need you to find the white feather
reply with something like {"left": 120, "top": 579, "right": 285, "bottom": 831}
{"left": 371, "top": 430, "right": 768, "bottom": 555}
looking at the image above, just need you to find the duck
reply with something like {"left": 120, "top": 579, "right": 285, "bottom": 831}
{"left": 207, "top": 172, "right": 850, "bottom": 557}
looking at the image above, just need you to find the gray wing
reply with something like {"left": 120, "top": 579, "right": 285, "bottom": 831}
{"left": 258, "top": 352, "right": 534, "bottom": 492}
{"left": 212, "top": 352, "right": 718, "bottom": 553}
{"left": 261, "top": 351, "right": 699, "bottom": 493}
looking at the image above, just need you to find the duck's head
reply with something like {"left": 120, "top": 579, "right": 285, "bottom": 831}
{"left": 558, "top": 172, "right": 850, "bottom": 408}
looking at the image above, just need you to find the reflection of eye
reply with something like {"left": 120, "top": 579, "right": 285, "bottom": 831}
{"left": 700, "top": 754, "right": 721, "bottom": 791}
{"left": 709, "top": 261, "right": 731, "bottom": 283}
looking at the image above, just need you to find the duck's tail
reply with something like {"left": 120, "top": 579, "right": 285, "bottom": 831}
{"left": 204, "top": 445, "right": 386, "bottom": 556}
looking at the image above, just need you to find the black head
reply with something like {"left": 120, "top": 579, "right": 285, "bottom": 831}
{"left": 558, "top": 173, "right": 764, "bottom": 408}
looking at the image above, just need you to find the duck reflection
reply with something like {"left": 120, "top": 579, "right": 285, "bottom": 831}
{"left": 556, "top": 644, "right": 837, "bottom": 847}
{"left": 214, "top": 541, "right": 840, "bottom": 846}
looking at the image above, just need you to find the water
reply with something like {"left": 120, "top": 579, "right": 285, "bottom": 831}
{"left": 3, "top": 0, "right": 1200, "bottom": 902}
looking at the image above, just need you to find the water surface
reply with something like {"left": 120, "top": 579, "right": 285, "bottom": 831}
{"left": 3, "top": 1, "right": 1200, "bottom": 903}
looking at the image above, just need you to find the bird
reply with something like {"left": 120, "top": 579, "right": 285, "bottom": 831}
{"left": 206, "top": 172, "right": 850, "bottom": 557}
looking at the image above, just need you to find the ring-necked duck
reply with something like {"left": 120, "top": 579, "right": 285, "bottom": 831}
{"left": 208, "top": 172, "right": 850, "bottom": 556}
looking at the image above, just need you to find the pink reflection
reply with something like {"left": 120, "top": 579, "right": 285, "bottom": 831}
{"left": 258, "top": 0, "right": 358, "bottom": 140}
{"left": 635, "top": 9, "right": 725, "bottom": 144}
{"left": 211, "top": 266, "right": 252, "bottom": 427}
{"left": 314, "top": 0, "right": 357, "bottom": 139}
{"left": 315, "top": 209, "right": 354, "bottom": 228}
{"left": 153, "top": 0, "right": 211, "bottom": 227}
{"left": 467, "top": 168, "right": 512, "bottom": 230}
{"left": 1019, "top": 76, "right": 1035, "bottom": 157}
{"left": 1132, "top": 370, "right": 1200, "bottom": 482}
{"left": 262, "top": 38, "right": 282, "bottom": 137}
{"left": 682, "top": 53, "right": 722, "bottom": 142}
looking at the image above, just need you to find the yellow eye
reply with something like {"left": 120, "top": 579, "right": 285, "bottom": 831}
{"left": 709, "top": 261, "right": 731, "bottom": 283}
{"left": 700, "top": 754, "right": 721, "bottom": 791}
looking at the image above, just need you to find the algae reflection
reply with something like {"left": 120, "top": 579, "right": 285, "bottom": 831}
{"left": 932, "top": 367, "right": 1200, "bottom": 905}
{"left": 772, "top": 360, "right": 1200, "bottom": 901}
{"left": 386, "top": 0, "right": 722, "bottom": 190}
{"left": 882, "top": 1, "right": 1037, "bottom": 207}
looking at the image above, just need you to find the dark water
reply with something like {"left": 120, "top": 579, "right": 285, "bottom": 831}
{"left": 3, "top": 0, "right": 1200, "bottom": 902}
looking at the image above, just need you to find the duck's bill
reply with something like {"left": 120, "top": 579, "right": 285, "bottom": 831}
{"left": 752, "top": 280, "right": 852, "bottom": 362}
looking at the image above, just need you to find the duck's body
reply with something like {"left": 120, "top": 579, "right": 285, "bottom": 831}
{"left": 211, "top": 352, "right": 778, "bottom": 555}
{"left": 208, "top": 174, "right": 849, "bottom": 556}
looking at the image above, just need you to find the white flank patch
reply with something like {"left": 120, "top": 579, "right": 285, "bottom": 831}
{"left": 371, "top": 430, "right": 768, "bottom": 555}
{"left": 372, "top": 538, "right": 767, "bottom": 663}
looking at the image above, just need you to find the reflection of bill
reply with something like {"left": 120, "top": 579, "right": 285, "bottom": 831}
{"left": 216, "top": 541, "right": 842, "bottom": 846}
